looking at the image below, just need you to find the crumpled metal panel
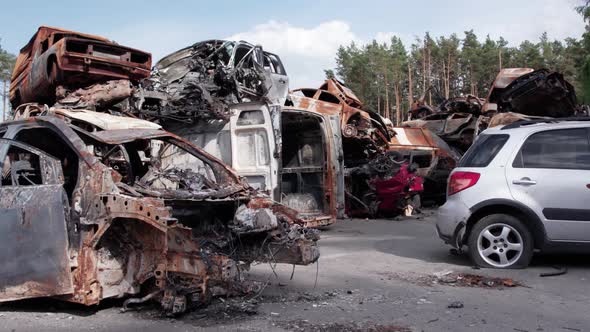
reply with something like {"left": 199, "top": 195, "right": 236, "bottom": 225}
{"left": 0, "top": 185, "right": 73, "bottom": 302}
{"left": 134, "top": 40, "right": 288, "bottom": 123}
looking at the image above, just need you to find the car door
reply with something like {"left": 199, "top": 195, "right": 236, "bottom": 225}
{"left": 229, "top": 103, "right": 279, "bottom": 197}
{"left": 0, "top": 138, "right": 73, "bottom": 302}
{"left": 262, "top": 53, "right": 289, "bottom": 106}
{"left": 506, "top": 127, "right": 590, "bottom": 241}
{"left": 420, "top": 114, "right": 447, "bottom": 134}
{"left": 443, "top": 113, "right": 472, "bottom": 136}
{"left": 325, "top": 113, "right": 345, "bottom": 218}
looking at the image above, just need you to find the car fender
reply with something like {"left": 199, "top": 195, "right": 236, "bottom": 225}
{"left": 467, "top": 198, "right": 547, "bottom": 249}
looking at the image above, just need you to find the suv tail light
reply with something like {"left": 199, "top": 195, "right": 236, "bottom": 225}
{"left": 448, "top": 171, "right": 480, "bottom": 196}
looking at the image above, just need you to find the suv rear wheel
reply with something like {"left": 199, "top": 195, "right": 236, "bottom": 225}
{"left": 467, "top": 214, "right": 533, "bottom": 268}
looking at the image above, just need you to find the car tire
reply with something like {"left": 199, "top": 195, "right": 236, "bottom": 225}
{"left": 467, "top": 213, "right": 533, "bottom": 269}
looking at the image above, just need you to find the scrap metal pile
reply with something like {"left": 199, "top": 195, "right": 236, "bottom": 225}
{"left": 4, "top": 26, "right": 315, "bottom": 314}
{"left": 11, "top": 27, "right": 287, "bottom": 125}
{"left": 403, "top": 68, "right": 583, "bottom": 153}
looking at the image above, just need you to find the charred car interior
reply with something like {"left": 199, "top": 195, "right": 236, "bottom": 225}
{"left": 0, "top": 115, "right": 319, "bottom": 315}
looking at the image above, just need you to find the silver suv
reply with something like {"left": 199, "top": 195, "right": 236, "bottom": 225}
{"left": 436, "top": 119, "right": 590, "bottom": 268}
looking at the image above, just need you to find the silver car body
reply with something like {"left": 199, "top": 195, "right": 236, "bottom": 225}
{"left": 437, "top": 120, "right": 590, "bottom": 249}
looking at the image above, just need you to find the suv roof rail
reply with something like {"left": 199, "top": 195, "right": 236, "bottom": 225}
{"left": 501, "top": 117, "right": 590, "bottom": 130}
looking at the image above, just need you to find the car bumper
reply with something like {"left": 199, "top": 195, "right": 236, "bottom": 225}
{"left": 436, "top": 196, "right": 471, "bottom": 248}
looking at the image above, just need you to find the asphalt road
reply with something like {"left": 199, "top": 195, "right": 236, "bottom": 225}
{"left": 2, "top": 211, "right": 590, "bottom": 331}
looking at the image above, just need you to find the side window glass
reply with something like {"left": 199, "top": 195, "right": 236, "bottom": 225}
{"left": 2, "top": 145, "right": 43, "bottom": 186}
{"left": 513, "top": 128, "right": 590, "bottom": 170}
{"left": 237, "top": 110, "right": 265, "bottom": 126}
{"left": 460, "top": 134, "right": 509, "bottom": 167}
{"left": 236, "top": 130, "right": 270, "bottom": 167}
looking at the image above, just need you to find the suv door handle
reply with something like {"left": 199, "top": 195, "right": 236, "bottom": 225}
{"left": 513, "top": 178, "right": 537, "bottom": 185}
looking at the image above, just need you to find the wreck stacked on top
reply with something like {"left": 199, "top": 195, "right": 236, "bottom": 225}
{"left": 10, "top": 27, "right": 342, "bottom": 227}
{"left": 5, "top": 27, "right": 320, "bottom": 314}
{"left": 403, "top": 68, "right": 582, "bottom": 152}
{"left": 10, "top": 26, "right": 151, "bottom": 108}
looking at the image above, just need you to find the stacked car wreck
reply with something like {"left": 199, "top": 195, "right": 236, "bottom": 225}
{"left": 3, "top": 27, "right": 320, "bottom": 314}
{"left": 403, "top": 68, "right": 582, "bottom": 150}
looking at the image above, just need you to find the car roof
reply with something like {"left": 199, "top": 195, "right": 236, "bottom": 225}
{"left": 52, "top": 108, "right": 162, "bottom": 130}
{"left": 484, "top": 119, "right": 590, "bottom": 135}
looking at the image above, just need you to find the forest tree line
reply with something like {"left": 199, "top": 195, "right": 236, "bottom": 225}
{"left": 329, "top": 2, "right": 590, "bottom": 124}
{"left": 0, "top": 39, "right": 16, "bottom": 121}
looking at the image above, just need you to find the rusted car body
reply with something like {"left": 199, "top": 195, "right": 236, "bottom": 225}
{"left": 492, "top": 69, "right": 577, "bottom": 117}
{"left": 18, "top": 103, "right": 344, "bottom": 227}
{"left": 408, "top": 95, "right": 483, "bottom": 120}
{"left": 402, "top": 112, "right": 478, "bottom": 150}
{"left": 289, "top": 79, "right": 430, "bottom": 216}
{"left": 10, "top": 26, "right": 151, "bottom": 108}
{"left": 387, "top": 127, "right": 460, "bottom": 203}
{"left": 0, "top": 113, "right": 318, "bottom": 314}
{"left": 289, "top": 79, "right": 390, "bottom": 162}
{"left": 478, "top": 68, "right": 580, "bottom": 131}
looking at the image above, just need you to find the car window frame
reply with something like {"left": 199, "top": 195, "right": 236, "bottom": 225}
{"left": 0, "top": 138, "right": 63, "bottom": 187}
{"left": 459, "top": 133, "right": 510, "bottom": 168}
{"left": 512, "top": 127, "right": 590, "bottom": 171}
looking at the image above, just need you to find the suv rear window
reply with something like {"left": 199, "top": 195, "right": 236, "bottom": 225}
{"left": 512, "top": 128, "right": 590, "bottom": 170}
{"left": 459, "top": 134, "right": 509, "bottom": 167}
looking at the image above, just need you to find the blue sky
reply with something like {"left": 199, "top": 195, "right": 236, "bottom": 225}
{"left": 0, "top": 0, "right": 586, "bottom": 89}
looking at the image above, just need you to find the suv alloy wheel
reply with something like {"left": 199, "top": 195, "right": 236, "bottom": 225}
{"left": 467, "top": 214, "right": 534, "bottom": 268}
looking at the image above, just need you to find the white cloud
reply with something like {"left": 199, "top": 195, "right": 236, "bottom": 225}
{"left": 227, "top": 20, "right": 360, "bottom": 88}
{"left": 375, "top": 31, "right": 417, "bottom": 49}
{"left": 228, "top": 20, "right": 359, "bottom": 58}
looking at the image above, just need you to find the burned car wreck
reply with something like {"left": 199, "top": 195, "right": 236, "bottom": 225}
{"left": 481, "top": 68, "right": 581, "bottom": 129}
{"left": 10, "top": 26, "right": 151, "bottom": 108}
{"left": 0, "top": 113, "right": 318, "bottom": 314}
{"left": 134, "top": 39, "right": 289, "bottom": 123}
{"left": 289, "top": 78, "right": 391, "bottom": 161}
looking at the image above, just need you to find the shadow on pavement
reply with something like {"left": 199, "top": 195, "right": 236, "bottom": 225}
{"left": 0, "top": 297, "right": 119, "bottom": 316}
{"left": 373, "top": 237, "right": 473, "bottom": 266}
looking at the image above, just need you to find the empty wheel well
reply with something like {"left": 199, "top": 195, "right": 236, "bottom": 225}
{"left": 464, "top": 204, "right": 545, "bottom": 249}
